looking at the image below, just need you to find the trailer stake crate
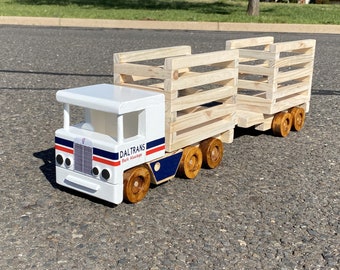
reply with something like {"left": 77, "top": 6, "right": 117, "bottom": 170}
{"left": 226, "top": 36, "right": 316, "bottom": 131}
{"left": 114, "top": 46, "right": 239, "bottom": 152}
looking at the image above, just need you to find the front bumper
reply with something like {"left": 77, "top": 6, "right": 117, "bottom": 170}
{"left": 56, "top": 167, "right": 123, "bottom": 204}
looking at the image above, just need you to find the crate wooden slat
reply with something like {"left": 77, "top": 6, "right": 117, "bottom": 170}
{"left": 238, "top": 79, "right": 272, "bottom": 92}
{"left": 165, "top": 69, "right": 237, "bottom": 91}
{"left": 239, "top": 49, "right": 276, "bottom": 62}
{"left": 225, "top": 36, "right": 274, "bottom": 50}
{"left": 170, "top": 116, "right": 235, "bottom": 152}
{"left": 276, "top": 66, "right": 313, "bottom": 83}
{"left": 236, "top": 94, "right": 273, "bottom": 114}
{"left": 114, "top": 46, "right": 238, "bottom": 152}
{"left": 114, "top": 45, "right": 191, "bottom": 63}
{"left": 170, "top": 86, "right": 235, "bottom": 112}
{"left": 269, "top": 39, "right": 316, "bottom": 53}
{"left": 164, "top": 50, "right": 237, "bottom": 69}
{"left": 226, "top": 36, "right": 316, "bottom": 130}
{"left": 238, "top": 64, "right": 274, "bottom": 76}
{"left": 274, "top": 54, "right": 314, "bottom": 68}
{"left": 114, "top": 63, "right": 173, "bottom": 80}
{"left": 271, "top": 82, "right": 310, "bottom": 100}
{"left": 114, "top": 46, "right": 191, "bottom": 85}
{"left": 173, "top": 103, "right": 236, "bottom": 131}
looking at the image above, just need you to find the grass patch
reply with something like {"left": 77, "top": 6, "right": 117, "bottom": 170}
{"left": 0, "top": 0, "right": 339, "bottom": 24}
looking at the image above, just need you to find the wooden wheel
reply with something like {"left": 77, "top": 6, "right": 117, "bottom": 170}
{"left": 123, "top": 166, "right": 150, "bottom": 203}
{"left": 289, "top": 107, "right": 305, "bottom": 131}
{"left": 177, "top": 146, "right": 202, "bottom": 179}
{"left": 200, "top": 138, "right": 223, "bottom": 169}
{"left": 272, "top": 112, "right": 293, "bottom": 137}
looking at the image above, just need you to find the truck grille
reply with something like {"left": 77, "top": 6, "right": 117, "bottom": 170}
{"left": 74, "top": 143, "right": 92, "bottom": 175}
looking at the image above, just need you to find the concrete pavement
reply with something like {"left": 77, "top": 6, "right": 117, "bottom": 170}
{"left": 1, "top": 16, "right": 340, "bottom": 34}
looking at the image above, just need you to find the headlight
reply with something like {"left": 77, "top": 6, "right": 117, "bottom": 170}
{"left": 101, "top": 169, "right": 110, "bottom": 180}
{"left": 65, "top": 158, "right": 72, "bottom": 167}
{"left": 56, "top": 154, "right": 63, "bottom": 165}
{"left": 92, "top": 167, "right": 99, "bottom": 176}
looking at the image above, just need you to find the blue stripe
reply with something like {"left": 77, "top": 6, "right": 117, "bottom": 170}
{"left": 93, "top": 148, "right": 119, "bottom": 161}
{"left": 150, "top": 152, "right": 182, "bottom": 182}
{"left": 147, "top": 137, "right": 165, "bottom": 150}
{"left": 55, "top": 137, "right": 73, "bottom": 148}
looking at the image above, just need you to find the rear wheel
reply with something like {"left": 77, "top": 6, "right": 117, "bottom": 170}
{"left": 200, "top": 138, "right": 223, "bottom": 169}
{"left": 123, "top": 166, "right": 151, "bottom": 203}
{"left": 177, "top": 146, "right": 202, "bottom": 179}
{"left": 289, "top": 107, "right": 305, "bottom": 131}
{"left": 272, "top": 112, "right": 293, "bottom": 137}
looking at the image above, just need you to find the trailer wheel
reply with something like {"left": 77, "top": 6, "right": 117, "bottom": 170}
{"left": 289, "top": 107, "right": 305, "bottom": 131}
{"left": 177, "top": 146, "right": 202, "bottom": 179}
{"left": 123, "top": 166, "right": 150, "bottom": 203}
{"left": 200, "top": 138, "right": 223, "bottom": 169}
{"left": 272, "top": 112, "right": 293, "bottom": 137}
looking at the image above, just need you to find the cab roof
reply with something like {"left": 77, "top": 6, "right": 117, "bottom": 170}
{"left": 56, "top": 84, "right": 164, "bottom": 114}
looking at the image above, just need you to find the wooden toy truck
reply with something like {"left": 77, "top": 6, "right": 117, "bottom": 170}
{"left": 55, "top": 37, "right": 315, "bottom": 204}
{"left": 55, "top": 48, "right": 238, "bottom": 204}
{"left": 226, "top": 36, "right": 316, "bottom": 137}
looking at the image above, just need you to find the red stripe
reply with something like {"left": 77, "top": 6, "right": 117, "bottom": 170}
{"left": 146, "top": 145, "right": 165, "bottom": 155}
{"left": 55, "top": 144, "right": 74, "bottom": 154}
{"left": 93, "top": 156, "right": 120, "bottom": 166}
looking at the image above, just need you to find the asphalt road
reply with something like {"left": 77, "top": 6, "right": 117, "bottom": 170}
{"left": 0, "top": 25, "right": 339, "bottom": 269}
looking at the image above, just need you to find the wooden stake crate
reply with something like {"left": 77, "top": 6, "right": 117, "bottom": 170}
{"left": 226, "top": 36, "right": 316, "bottom": 130}
{"left": 114, "top": 46, "right": 238, "bottom": 152}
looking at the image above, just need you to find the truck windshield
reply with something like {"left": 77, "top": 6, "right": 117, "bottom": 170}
{"left": 67, "top": 106, "right": 141, "bottom": 141}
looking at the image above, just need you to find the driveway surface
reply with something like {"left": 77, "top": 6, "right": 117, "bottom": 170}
{"left": 0, "top": 25, "right": 339, "bottom": 269}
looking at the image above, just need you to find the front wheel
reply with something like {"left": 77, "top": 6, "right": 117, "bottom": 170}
{"left": 123, "top": 166, "right": 151, "bottom": 203}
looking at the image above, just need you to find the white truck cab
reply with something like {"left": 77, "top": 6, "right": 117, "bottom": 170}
{"left": 55, "top": 84, "right": 165, "bottom": 204}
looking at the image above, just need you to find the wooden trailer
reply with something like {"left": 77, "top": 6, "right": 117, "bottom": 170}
{"left": 226, "top": 36, "right": 316, "bottom": 137}
{"left": 114, "top": 46, "right": 239, "bottom": 153}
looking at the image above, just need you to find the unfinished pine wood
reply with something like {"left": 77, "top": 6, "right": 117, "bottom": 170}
{"left": 255, "top": 115, "right": 274, "bottom": 131}
{"left": 270, "top": 39, "right": 316, "bottom": 53}
{"left": 173, "top": 104, "right": 236, "bottom": 131}
{"left": 238, "top": 64, "right": 274, "bottom": 76}
{"left": 165, "top": 50, "right": 237, "bottom": 70}
{"left": 236, "top": 94, "right": 272, "bottom": 114}
{"left": 114, "top": 63, "right": 174, "bottom": 80}
{"left": 238, "top": 79, "right": 271, "bottom": 92}
{"left": 114, "top": 45, "right": 191, "bottom": 63}
{"left": 170, "top": 117, "right": 235, "bottom": 152}
{"left": 219, "top": 129, "right": 234, "bottom": 144}
{"left": 226, "top": 37, "right": 315, "bottom": 129}
{"left": 274, "top": 54, "right": 314, "bottom": 68}
{"left": 170, "top": 86, "right": 235, "bottom": 112}
{"left": 270, "top": 83, "right": 310, "bottom": 100}
{"left": 165, "top": 69, "right": 237, "bottom": 92}
{"left": 236, "top": 110, "right": 265, "bottom": 128}
{"left": 114, "top": 46, "right": 191, "bottom": 85}
{"left": 114, "top": 46, "right": 239, "bottom": 152}
{"left": 276, "top": 66, "right": 313, "bottom": 84}
{"left": 272, "top": 92, "right": 310, "bottom": 113}
{"left": 226, "top": 36, "right": 274, "bottom": 50}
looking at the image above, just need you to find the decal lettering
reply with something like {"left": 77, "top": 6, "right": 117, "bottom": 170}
{"left": 120, "top": 144, "right": 145, "bottom": 163}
